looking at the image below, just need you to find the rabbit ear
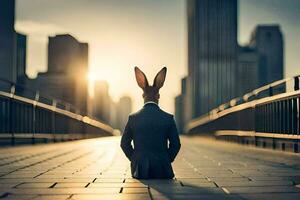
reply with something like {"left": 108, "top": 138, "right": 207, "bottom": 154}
{"left": 153, "top": 67, "right": 167, "bottom": 89}
{"left": 134, "top": 66, "right": 149, "bottom": 90}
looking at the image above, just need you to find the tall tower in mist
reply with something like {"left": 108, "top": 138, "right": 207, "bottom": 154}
{"left": 0, "top": 0, "right": 16, "bottom": 82}
{"left": 187, "top": 0, "right": 238, "bottom": 118}
{"left": 250, "top": 25, "right": 284, "bottom": 88}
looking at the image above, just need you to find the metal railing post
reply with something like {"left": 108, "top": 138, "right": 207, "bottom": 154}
{"left": 32, "top": 92, "right": 39, "bottom": 144}
{"left": 294, "top": 77, "right": 299, "bottom": 91}
{"left": 269, "top": 86, "right": 273, "bottom": 96}
{"left": 9, "top": 84, "right": 15, "bottom": 146}
{"left": 52, "top": 100, "right": 56, "bottom": 142}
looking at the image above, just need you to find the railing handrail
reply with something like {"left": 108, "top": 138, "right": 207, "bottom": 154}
{"left": 0, "top": 77, "right": 78, "bottom": 113}
{"left": 0, "top": 77, "right": 113, "bottom": 133}
{"left": 187, "top": 74, "right": 300, "bottom": 132}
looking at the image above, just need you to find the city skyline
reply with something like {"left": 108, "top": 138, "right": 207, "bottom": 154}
{"left": 15, "top": 0, "right": 300, "bottom": 113}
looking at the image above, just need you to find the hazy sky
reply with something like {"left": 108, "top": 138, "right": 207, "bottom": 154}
{"left": 15, "top": 0, "right": 300, "bottom": 113}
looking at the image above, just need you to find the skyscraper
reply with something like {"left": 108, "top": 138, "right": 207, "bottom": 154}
{"left": 0, "top": 0, "right": 16, "bottom": 82}
{"left": 187, "top": 0, "right": 238, "bottom": 118}
{"left": 237, "top": 46, "right": 260, "bottom": 96}
{"left": 250, "top": 25, "right": 284, "bottom": 88}
{"left": 116, "top": 96, "right": 132, "bottom": 133}
{"left": 175, "top": 77, "right": 188, "bottom": 134}
{"left": 93, "top": 80, "right": 111, "bottom": 123}
{"left": 16, "top": 33, "right": 27, "bottom": 81}
{"left": 25, "top": 34, "right": 88, "bottom": 114}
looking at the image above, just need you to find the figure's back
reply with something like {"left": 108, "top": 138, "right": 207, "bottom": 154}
{"left": 120, "top": 66, "right": 181, "bottom": 179}
{"left": 121, "top": 102, "right": 181, "bottom": 179}
{"left": 130, "top": 103, "right": 172, "bottom": 153}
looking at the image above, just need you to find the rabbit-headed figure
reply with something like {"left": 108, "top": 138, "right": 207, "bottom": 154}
{"left": 120, "top": 67, "right": 181, "bottom": 179}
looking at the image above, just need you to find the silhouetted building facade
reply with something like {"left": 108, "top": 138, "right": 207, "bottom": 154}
{"left": 175, "top": 77, "right": 187, "bottom": 134}
{"left": 250, "top": 25, "right": 284, "bottom": 88}
{"left": 92, "top": 80, "right": 111, "bottom": 123}
{"left": 25, "top": 34, "right": 88, "bottom": 114}
{"left": 176, "top": 2, "right": 285, "bottom": 132}
{"left": 116, "top": 96, "right": 132, "bottom": 133}
{"left": 236, "top": 25, "right": 284, "bottom": 96}
{"left": 16, "top": 33, "right": 27, "bottom": 81}
{"left": 0, "top": 0, "right": 16, "bottom": 83}
{"left": 187, "top": 0, "right": 238, "bottom": 119}
{"left": 237, "top": 46, "right": 260, "bottom": 96}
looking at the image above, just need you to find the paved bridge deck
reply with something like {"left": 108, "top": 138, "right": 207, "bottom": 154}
{"left": 0, "top": 136, "right": 300, "bottom": 200}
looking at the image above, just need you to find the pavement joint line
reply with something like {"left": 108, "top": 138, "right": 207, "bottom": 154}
{"left": 49, "top": 182, "right": 57, "bottom": 188}
{"left": 221, "top": 187, "right": 230, "bottom": 194}
{"left": 66, "top": 194, "right": 74, "bottom": 199}
{"left": 179, "top": 180, "right": 184, "bottom": 187}
{"left": 212, "top": 181, "right": 219, "bottom": 188}
{"left": 13, "top": 182, "right": 24, "bottom": 188}
{"left": 206, "top": 177, "right": 211, "bottom": 182}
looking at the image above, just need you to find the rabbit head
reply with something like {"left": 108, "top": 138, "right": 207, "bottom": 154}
{"left": 134, "top": 66, "right": 167, "bottom": 104}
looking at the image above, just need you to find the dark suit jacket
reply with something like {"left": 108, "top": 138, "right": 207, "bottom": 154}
{"left": 120, "top": 102, "right": 181, "bottom": 179}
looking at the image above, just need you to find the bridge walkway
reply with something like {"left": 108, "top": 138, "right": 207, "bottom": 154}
{"left": 0, "top": 136, "right": 300, "bottom": 200}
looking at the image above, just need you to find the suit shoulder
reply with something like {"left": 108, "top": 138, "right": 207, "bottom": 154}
{"left": 128, "top": 109, "right": 142, "bottom": 118}
{"left": 159, "top": 109, "right": 174, "bottom": 119}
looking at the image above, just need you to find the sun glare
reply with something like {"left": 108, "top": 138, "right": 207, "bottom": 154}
{"left": 87, "top": 67, "right": 123, "bottom": 99}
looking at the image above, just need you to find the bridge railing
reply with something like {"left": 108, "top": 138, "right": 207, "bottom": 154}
{"left": 187, "top": 75, "right": 300, "bottom": 152}
{"left": 0, "top": 78, "right": 114, "bottom": 145}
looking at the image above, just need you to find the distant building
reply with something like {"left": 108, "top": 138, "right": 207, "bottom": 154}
{"left": 237, "top": 46, "right": 260, "bottom": 96}
{"left": 108, "top": 100, "right": 118, "bottom": 129}
{"left": 236, "top": 25, "right": 284, "bottom": 97}
{"left": 16, "top": 33, "right": 27, "bottom": 82}
{"left": 178, "top": 2, "right": 285, "bottom": 132}
{"left": 187, "top": 0, "right": 238, "bottom": 119}
{"left": 92, "top": 80, "right": 111, "bottom": 123}
{"left": 250, "top": 25, "right": 284, "bottom": 88}
{"left": 175, "top": 77, "right": 187, "bottom": 134}
{"left": 116, "top": 96, "right": 132, "bottom": 133}
{"left": 25, "top": 34, "right": 88, "bottom": 114}
{"left": 0, "top": 0, "right": 16, "bottom": 83}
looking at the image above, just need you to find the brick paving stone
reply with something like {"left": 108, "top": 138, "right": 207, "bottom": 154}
{"left": 214, "top": 180, "right": 294, "bottom": 187}
{"left": 89, "top": 182, "right": 148, "bottom": 188}
{"left": 223, "top": 186, "right": 300, "bottom": 194}
{"left": 237, "top": 193, "right": 300, "bottom": 200}
{"left": 180, "top": 180, "right": 216, "bottom": 187}
{"left": 54, "top": 183, "right": 88, "bottom": 188}
{"left": 16, "top": 182, "right": 55, "bottom": 188}
{"left": 88, "top": 183, "right": 123, "bottom": 188}
{"left": 32, "top": 195, "right": 71, "bottom": 200}
{"left": 122, "top": 187, "right": 149, "bottom": 194}
{"left": 150, "top": 187, "right": 224, "bottom": 195}
{"left": 151, "top": 194, "right": 241, "bottom": 200}
{"left": 6, "top": 188, "right": 120, "bottom": 195}
{"left": 94, "top": 178, "right": 124, "bottom": 183}
{"left": 71, "top": 194, "right": 151, "bottom": 200}
{"left": 2, "top": 194, "right": 38, "bottom": 200}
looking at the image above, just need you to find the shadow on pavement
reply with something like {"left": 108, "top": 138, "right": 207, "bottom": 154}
{"left": 139, "top": 178, "right": 241, "bottom": 200}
